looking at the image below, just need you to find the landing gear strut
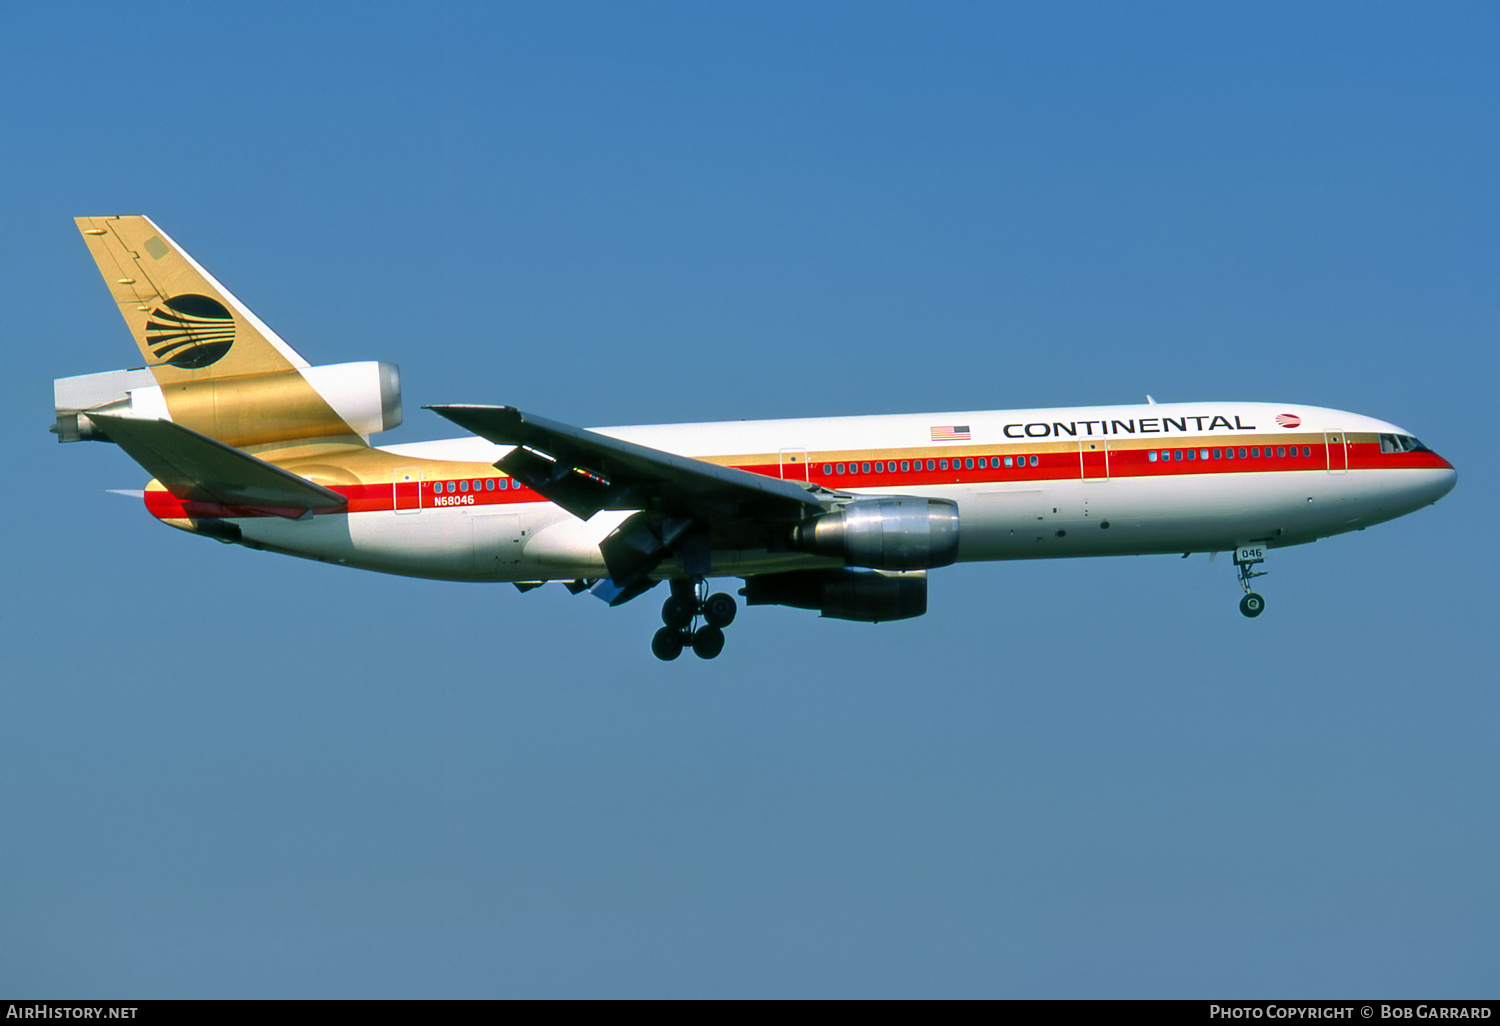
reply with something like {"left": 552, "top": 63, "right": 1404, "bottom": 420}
{"left": 653, "top": 578, "right": 738, "bottom": 660}
{"left": 1234, "top": 545, "right": 1268, "bottom": 618}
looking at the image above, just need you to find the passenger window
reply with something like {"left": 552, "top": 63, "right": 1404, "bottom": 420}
{"left": 862, "top": 462, "right": 871, "bottom": 474}
{"left": 1303, "top": 447, "right": 1311, "bottom": 457}
{"left": 1213, "top": 449, "right": 1222, "bottom": 459}
{"left": 875, "top": 462, "right": 884, "bottom": 473}
{"left": 460, "top": 480, "right": 469, "bottom": 492}
{"left": 1005, "top": 456, "right": 1015, "bottom": 467}
{"left": 823, "top": 464, "right": 832, "bottom": 475}
{"left": 1148, "top": 451, "right": 1158, "bottom": 462}
{"left": 1186, "top": 450, "right": 1196, "bottom": 461}
{"left": 965, "top": 458, "right": 974, "bottom": 470}
{"left": 901, "top": 460, "right": 910, "bottom": 472}
{"left": 1199, "top": 450, "right": 1209, "bottom": 460}
{"left": 485, "top": 479, "right": 495, "bottom": 490}
{"left": 939, "top": 459, "right": 948, "bottom": 471}
{"left": 926, "top": 460, "right": 935, "bottom": 471}
{"left": 1238, "top": 448, "right": 1247, "bottom": 459}
{"left": 1174, "top": 450, "right": 1183, "bottom": 461}
{"left": 1251, "top": 447, "right": 1260, "bottom": 458}
{"left": 1029, "top": 455, "right": 1039, "bottom": 467}
{"left": 447, "top": 481, "right": 457, "bottom": 493}
{"left": 1276, "top": 447, "right": 1285, "bottom": 458}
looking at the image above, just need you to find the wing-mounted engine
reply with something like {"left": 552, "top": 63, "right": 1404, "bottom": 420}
{"left": 54, "top": 361, "right": 402, "bottom": 447}
{"left": 744, "top": 568, "right": 928, "bottom": 622}
{"left": 790, "top": 496, "right": 959, "bottom": 570}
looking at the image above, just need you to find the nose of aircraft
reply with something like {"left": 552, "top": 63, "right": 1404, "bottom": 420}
{"left": 1413, "top": 447, "right": 1458, "bottom": 506}
{"left": 1431, "top": 458, "right": 1458, "bottom": 503}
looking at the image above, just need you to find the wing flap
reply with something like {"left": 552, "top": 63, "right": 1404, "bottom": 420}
{"left": 86, "top": 413, "right": 348, "bottom": 515}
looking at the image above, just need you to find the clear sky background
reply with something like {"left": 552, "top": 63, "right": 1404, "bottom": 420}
{"left": 3, "top": 1, "right": 1495, "bottom": 998}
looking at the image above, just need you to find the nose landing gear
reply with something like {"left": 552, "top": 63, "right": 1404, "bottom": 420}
{"left": 652, "top": 578, "right": 738, "bottom": 660}
{"left": 1234, "top": 545, "right": 1268, "bottom": 618}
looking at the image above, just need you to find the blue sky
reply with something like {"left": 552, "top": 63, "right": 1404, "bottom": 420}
{"left": 3, "top": 1, "right": 1496, "bottom": 998}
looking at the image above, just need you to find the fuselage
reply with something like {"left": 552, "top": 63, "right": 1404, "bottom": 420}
{"left": 141, "top": 400, "right": 1456, "bottom": 583}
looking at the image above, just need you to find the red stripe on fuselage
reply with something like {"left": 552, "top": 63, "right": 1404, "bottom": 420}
{"left": 141, "top": 438, "right": 1453, "bottom": 520}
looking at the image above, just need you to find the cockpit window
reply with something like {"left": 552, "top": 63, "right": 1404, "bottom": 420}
{"left": 1380, "top": 434, "right": 1433, "bottom": 454}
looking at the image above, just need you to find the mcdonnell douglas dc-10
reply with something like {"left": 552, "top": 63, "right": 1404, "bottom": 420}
{"left": 54, "top": 217, "right": 1457, "bottom": 660}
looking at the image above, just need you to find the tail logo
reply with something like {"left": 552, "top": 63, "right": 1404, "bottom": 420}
{"left": 145, "top": 294, "right": 235, "bottom": 368}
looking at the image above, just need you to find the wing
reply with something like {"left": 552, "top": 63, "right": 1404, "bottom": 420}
{"left": 426, "top": 404, "right": 829, "bottom": 601}
{"left": 425, "top": 405, "right": 823, "bottom": 523}
{"left": 87, "top": 413, "right": 348, "bottom": 518}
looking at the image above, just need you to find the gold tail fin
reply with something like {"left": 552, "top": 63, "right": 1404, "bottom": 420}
{"left": 76, "top": 216, "right": 312, "bottom": 382}
{"left": 75, "top": 216, "right": 368, "bottom": 448}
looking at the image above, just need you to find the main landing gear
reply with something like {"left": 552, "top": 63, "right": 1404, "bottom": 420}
{"left": 651, "top": 578, "right": 738, "bottom": 661}
{"left": 1234, "top": 545, "right": 1268, "bottom": 618}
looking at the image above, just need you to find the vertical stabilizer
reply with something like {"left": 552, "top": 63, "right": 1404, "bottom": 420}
{"left": 74, "top": 216, "right": 370, "bottom": 447}
{"left": 75, "top": 216, "right": 313, "bottom": 383}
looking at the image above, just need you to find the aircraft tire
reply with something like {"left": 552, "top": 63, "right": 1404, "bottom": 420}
{"left": 691, "top": 625, "right": 725, "bottom": 660}
{"left": 702, "top": 592, "right": 737, "bottom": 628}
{"left": 661, "top": 595, "right": 695, "bottom": 629}
{"left": 1240, "top": 593, "right": 1265, "bottom": 618}
{"left": 652, "top": 627, "right": 686, "bottom": 661}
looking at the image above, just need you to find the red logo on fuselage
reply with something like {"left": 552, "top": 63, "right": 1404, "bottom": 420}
{"left": 1276, "top": 414, "right": 1301, "bottom": 428}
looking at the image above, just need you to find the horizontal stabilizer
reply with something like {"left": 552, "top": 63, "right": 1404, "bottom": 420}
{"left": 86, "top": 413, "right": 348, "bottom": 515}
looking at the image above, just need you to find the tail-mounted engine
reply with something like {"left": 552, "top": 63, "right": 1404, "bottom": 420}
{"left": 791, "top": 496, "right": 959, "bottom": 570}
{"left": 54, "top": 361, "right": 402, "bottom": 447}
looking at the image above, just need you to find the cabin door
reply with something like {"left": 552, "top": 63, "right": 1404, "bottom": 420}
{"left": 1324, "top": 433, "right": 1348, "bottom": 474}
{"left": 1079, "top": 440, "right": 1109, "bottom": 480}
{"left": 779, "top": 448, "right": 810, "bottom": 481}
{"left": 394, "top": 467, "right": 422, "bottom": 513}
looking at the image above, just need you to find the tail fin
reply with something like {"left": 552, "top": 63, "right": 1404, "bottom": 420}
{"left": 70, "top": 217, "right": 396, "bottom": 449}
{"left": 76, "top": 216, "right": 309, "bottom": 383}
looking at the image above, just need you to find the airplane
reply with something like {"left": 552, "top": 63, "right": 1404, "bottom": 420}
{"left": 54, "top": 216, "right": 1457, "bottom": 661}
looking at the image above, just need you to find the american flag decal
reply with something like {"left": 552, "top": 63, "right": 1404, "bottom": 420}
{"left": 930, "top": 425, "right": 971, "bottom": 441}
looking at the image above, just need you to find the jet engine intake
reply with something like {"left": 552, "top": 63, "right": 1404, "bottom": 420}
{"left": 791, "top": 496, "right": 959, "bottom": 570}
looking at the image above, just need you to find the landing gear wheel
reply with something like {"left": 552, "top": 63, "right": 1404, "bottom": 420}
{"left": 702, "top": 592, "right": 737, "bottom": 628}
{"left": 691, "top": 625, "right": 725, "bottom": 660}
{"left": 661, "top": 595, "right": 695, "bottom": 629}
{"left": 1240, "top": 592, "right": 1265, "bottom": 618}
{"left": 652, "top": 627, "right": 686, "bottom": 661}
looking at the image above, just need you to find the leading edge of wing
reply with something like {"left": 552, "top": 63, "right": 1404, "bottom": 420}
{"left": 87, "top": 413, "right": 348, "bottom": 516}
{"left": 425, "top": 404, "right": 825, "bottom": 521}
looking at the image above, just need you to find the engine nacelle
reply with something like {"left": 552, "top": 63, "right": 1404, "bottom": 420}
{"left": 791, "top": 496, "right": 959, "bottom": 570}
{"left": 54, "top": 361, "right": 402, "bottom": 447}
{"left": 744, "top": 569, "right": 927, "bottom": 622}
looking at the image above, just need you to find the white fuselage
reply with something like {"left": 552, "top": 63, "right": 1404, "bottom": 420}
{"left": 189, "top": 400, "right": 1455, "bottom": 584}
